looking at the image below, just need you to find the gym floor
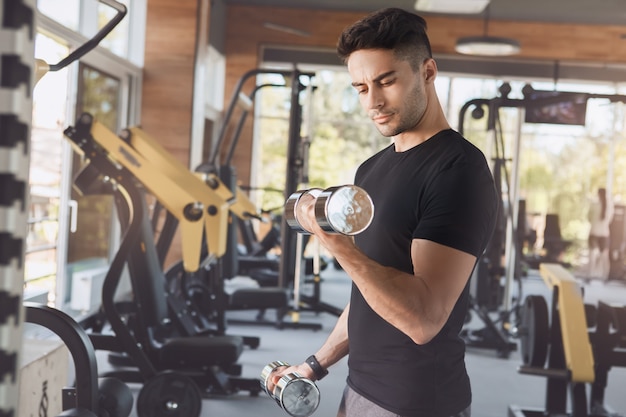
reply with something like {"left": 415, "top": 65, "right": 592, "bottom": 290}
{"left": 116, "top": 265, "right": 626, "bottom": 417}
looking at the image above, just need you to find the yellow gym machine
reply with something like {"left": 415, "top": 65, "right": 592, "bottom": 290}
{"left": 66, "top": 111, "right": 288, "bottom": 327}
{"left": 70, "top": 112, "right": 289, "bottom": 337}
{"left": 65, "top": 113, "right": 269, "bottom": 415}
{"left": 69, "top": 114, "right": 258, "bottom": 274}
{"left": 511, "top": 263, "right": 626, "bottom": 417}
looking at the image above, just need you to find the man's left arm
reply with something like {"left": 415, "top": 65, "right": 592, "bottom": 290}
{"left": 295, "top": 190, "right": 474, "bottom": 344}
{"left": 319, "top": 233, "right": 475, "bottom": 345}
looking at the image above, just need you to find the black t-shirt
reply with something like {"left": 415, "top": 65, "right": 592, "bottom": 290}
{"left": 347, "top": 129, "right": 498, "bottom": 416}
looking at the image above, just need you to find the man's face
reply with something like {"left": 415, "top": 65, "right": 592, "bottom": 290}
{"left": 347, "top": 48, "right": 427, "bottom": 137}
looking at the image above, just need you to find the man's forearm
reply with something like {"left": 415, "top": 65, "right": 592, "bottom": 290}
{"left": 313, "top": 303, "right": 350, "bottom": 370}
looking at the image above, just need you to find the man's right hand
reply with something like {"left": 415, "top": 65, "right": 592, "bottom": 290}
{"left": 265, "top": 362, "right": 317, "bottom": 395}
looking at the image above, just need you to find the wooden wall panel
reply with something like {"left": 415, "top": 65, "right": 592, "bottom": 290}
{"left": 224, "top": 5, "right": 626, "bottom": 188}
{"left": 142, "top": 0, "right": 199, "bottom": 166}
{"left": 142, "top": 0, "right": 203, "bottom": 268}
{"left": 140, "top": 2, "right": 626, "bottom": 268}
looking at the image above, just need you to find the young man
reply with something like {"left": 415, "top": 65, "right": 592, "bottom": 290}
{"left": 268, "top": 8, "right": 498, "bottom": 417}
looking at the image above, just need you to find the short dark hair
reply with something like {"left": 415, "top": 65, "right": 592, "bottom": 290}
{"left": 336, "top": 8, "right": 433, "bottom": 71}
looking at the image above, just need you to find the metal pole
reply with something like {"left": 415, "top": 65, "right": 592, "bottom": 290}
{"left": 278, "top": 70, "right": 303, "bottom": 288}
{"left": 0, "top": 1, "right": 36, "bottom": 416}
{"left": 290, "top": 233, "right": 304, "bottom": 323}
{"left": 503, "top": 108, "right": 523, "bottom": 312}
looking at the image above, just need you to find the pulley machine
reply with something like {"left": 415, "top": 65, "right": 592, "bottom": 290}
{"left": 458, "top": 83, "right": 523, "bottom": 358}
{"left": 458, "top": 83, "right": 626, "bottom": 358}
{"left": 206, "top": 68, "right": 344, "bottom": 329}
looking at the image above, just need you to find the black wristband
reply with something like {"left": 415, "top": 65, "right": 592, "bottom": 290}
{"left": 305, "top": 355, "right": 328, "bottom": 380}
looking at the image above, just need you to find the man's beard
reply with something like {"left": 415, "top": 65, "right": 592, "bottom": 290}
{"left": 371, "top": 83, "right": 426, "bottom": 138}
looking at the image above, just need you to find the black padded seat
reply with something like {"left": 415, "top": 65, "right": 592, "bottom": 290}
{"left": 229, "top": 287, "right": 288, "bottom": 310}
{"left": 247, "top": 268, "right": 280, "bottom": 287}
{"left": 159, "top": 335, "right": 244, "bottom": 368}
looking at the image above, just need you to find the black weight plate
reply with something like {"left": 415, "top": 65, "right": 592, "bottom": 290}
{"left": 137, "top": 371, "right": 202, "bottom": 417}
{"left": 519, "top": 295, "right": 550, "bottom": 367}
{"left": 98, "top": 377, "right": 134, "bottom": 417}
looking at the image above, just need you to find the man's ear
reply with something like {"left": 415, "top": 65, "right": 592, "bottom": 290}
{"left": 423, "top": 58, "right": 438, "bottom": 83}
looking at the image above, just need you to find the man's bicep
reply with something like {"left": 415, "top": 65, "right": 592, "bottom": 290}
{"left": 411, "top": 239, "right": 477, "bottom": 308}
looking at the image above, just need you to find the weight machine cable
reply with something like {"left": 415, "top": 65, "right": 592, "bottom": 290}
{"left": 493, "top": 106, "right": 524, "bottom": 330}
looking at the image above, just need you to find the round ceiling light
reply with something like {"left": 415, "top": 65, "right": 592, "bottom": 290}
{"left": 455, "top": 36, "right": 521, "bottom": 56}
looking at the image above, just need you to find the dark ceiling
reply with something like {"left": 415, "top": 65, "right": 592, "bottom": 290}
{"left": 225, "top": 0, "right": 626, "bottom": 26}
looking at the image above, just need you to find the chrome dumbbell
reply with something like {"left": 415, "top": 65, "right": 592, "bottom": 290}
{"left": 260, "top": 361, "right": 320, "bottom": 417}
{"left": 284, "top": 185, "right": 374, "bottom": 235}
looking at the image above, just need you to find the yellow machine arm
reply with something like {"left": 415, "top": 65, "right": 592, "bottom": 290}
{"left": 69, "top": 115, "right": 260, "bottom": 273}
{"left": 539, "top": 263, "right": 595, "bottom": 383}
{"left": 120, "top": 126, "right": 259, "bottom": 221}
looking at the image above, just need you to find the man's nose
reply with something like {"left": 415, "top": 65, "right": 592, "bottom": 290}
{"left": 365, "top": 88, "right": 384, "bottom": 110}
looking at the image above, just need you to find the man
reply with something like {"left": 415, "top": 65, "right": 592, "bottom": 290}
{"left": 268, "top": 7, "right": 498, "bottom": 417}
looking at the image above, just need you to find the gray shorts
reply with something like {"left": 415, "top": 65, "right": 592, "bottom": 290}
{"left": 336, "top": 385, "right": 471, "bottom": 417}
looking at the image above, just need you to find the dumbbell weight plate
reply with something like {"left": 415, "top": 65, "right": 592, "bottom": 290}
{"left": 315, "top": 185, "right": 374, "bottom": 235}
{"left": 285, "top": 188, "right": 322, "bottom": 233}
{"left": 260, "top": 360, "right": 290, "bottom": 395}
{"left": 274, "top": 372, "right": 320, "bottom": 417}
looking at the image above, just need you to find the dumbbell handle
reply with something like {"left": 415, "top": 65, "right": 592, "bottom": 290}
{"left": 260, "top": 360, "right": 290, "bottom": 395}
{"left": 285, "top": 185, "right": 374, "bottom": 235}
{"left": 284, "top": 189, "right": 323, "bottom": 234}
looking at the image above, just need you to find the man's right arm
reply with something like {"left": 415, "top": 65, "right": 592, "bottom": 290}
{"left": 312, "top": 303, "right": 350, "bottom": 371}
{"left": 267, "top": 303, "right": 350, "bottom": 390}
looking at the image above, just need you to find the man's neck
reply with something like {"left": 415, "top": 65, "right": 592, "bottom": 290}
{"left": 393, "top": 121, "right": 450, "bottom": 152}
